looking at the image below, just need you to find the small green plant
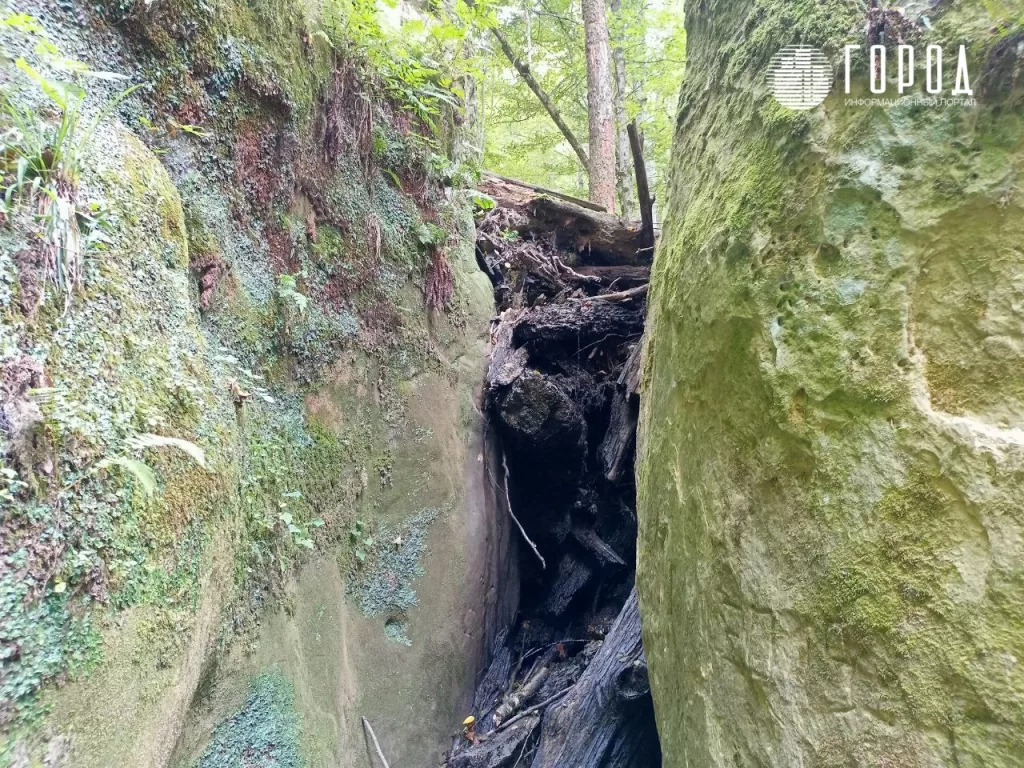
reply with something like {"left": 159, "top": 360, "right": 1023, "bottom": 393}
{"left": 276, "top": 272, "right": 308, "bottom": 316}
{"left": 472, "top": 191, "right": 496, "bottom": 211}
{"left": 0, "top": 464, "right": 28, "bottom": 502}
{"left": 349, "top": 519, "right": 372, "bottom": 564}
{"left": 167, "top": 118, "right": 209, "bottom": 138}
{"left": 96, "top": 432, "right": 208, "bottom": 497}
{"left": 276, "top": 490, "right": 323, "bottom": 550}
{"left": 0, "top": 21, "right": 141, "bottom": 312}
{"left": 413, "top": 221, "right": 447, "bottom": 248}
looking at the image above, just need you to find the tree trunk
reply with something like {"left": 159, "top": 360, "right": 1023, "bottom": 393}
{"left": 638, "top": 2, "right": 1024, "bottom": 767}
{"left": 609, "top": 0, "right": 635, "bottom": 218}
{"left": 580, "top": 0, "right": 616, "bottom": 212}
{"left": 530, "top": 589, "right": 659, "bottom": 768}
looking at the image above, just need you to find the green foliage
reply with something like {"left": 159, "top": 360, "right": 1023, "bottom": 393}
{"left": 0, "top": 575, "right": 101, "bottom": 752}
{"left": 481, "top": 0, "right": 686, "bottom": 209}
{"left": 0, "top": 0, "right": 478, "bottom": 750}
{"left": 194, "top": 670, "right": 303, "bottom": 768}
{"left": 413, "top": 221, "right": 448, "bottom": 248}
{"left": 0, "top": 15, "right": 140, "bottom": 310}
{"left": 235, "top": 413, "right": 336, "bottom": 580}
{"left": 471, "top": 191, "right": 496, "bottom": 211}
{"left": 320, "top": 0, "right": 489, "bottom": 130}
{"left": 96, "top": 432, "right": 207, "bottom": 498}
{"left": 96, "top": 456, "right": 158, "bottom": 496}
{"left": 276, "top": 272, "right": 309, "bottom": 318}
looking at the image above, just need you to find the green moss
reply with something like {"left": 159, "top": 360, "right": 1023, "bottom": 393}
{"left": 637, "top": 1, "right": 1024, "bottom": 766}
{"left": 2, "top": 0, "right": 488, "bottom": 759}
{"left": 183, "top": 204, "right": 219, "bottom": 261}
{"left": 0, "top": 577, "right": 102, "bottom": 752}
{"left": 194, "top": 670, "right": 303, "bottom": 768}
{"left": 311, "top": 224, "right": 346, "bottom": 267}
{"left": 806, "top": 475, "right": 957, "bottom": 643}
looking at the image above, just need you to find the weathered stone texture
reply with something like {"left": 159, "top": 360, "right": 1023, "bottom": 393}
{"left": 637, "top": 1, "right": 1024, "bottom": 765}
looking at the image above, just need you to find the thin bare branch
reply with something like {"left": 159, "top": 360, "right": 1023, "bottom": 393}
{"left": 503, "top": 452, "right": 547, "bottom": 569}
{"left": 361, "top": 717, "right": 391, "bottom": 768}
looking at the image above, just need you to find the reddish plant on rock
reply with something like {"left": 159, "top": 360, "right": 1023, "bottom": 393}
{"left": 425, "top": 247, "right": 454, "bottom": 312}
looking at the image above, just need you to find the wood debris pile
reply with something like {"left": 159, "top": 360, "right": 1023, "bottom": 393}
{"left": 446, "top": 176, "right": 659, "bottom": 768}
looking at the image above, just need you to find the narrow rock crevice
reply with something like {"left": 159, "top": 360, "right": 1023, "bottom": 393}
{"left": 448, "top": 178, "right": 660, "bottom": 768}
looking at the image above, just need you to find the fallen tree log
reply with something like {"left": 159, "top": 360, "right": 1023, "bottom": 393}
{"left": 512, "top": 301, "right": 644, "bottom": 348}
{"left": 481, "top": 172, "right": 604, "bottom": 212}
{"left": 573, "top": 265, "right": 650, "bottom": 288}
{"left": 477, "top": 175, "right": 655, "bottom": 266}
{"left": 529, "top": 589, "right": 659, "bottom": 768}
{"left": 450, "top": 713, "right": 541, "bottom": 768}
{"left": 572, "top": 526, "right": 626, "bottom": 567}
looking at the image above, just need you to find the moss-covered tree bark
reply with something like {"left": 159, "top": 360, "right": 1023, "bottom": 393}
{"left": 637, "top": 1, "right": 1024, "bottom": 765}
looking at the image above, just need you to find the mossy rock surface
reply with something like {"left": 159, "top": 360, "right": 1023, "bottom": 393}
{"left": 637, "top": 1, "right": 1024, "bottom": 766}
{"left": 0, "top": 0, "right": 501, "bottom": 765}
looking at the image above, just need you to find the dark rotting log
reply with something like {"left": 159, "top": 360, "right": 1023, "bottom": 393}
{"left": 512, "top": 302, "right": 644, "bottom": 348}
{"left": 459, "top": 173, "right": 659, "bottom": 768}
{"left": 530, "top": 589, "right": 659, "bottom": 768}
{"left": 449, "top": 713, "right": 541, "bottom": 768}
{"left": 495, "top": 375, "right": 587, "bottom": 462}
{"left": 618, "top": 341, "right": 643, "bottom": 397}
{"left": 572, "top": 526, "right": 626, "bottom": 568}
{"left": 600, "top": 388, "right": 638, "bottom": 483}
{"left": 477, "top": 175, "right": 656, "bottom": 266}
{"left": 487, "top": 310, "right": 528, "bottom": 390}
{"left": 473, "top": 629, "right": 513, "bottom": 727}
{"left": 573, "top": 265, "right": 650, "bottom": 288}
{"left": 543, "top": 553, "right": 594, "bottom": 617}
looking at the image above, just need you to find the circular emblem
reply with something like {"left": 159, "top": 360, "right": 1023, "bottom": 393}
{"left": 767, "top": 45, "right": 833, "bottom": 110}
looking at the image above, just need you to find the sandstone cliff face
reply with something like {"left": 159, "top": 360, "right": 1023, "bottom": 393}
{"left": 0, "top": 2, "right": 506, "bottom": 765}
{"left": 637, "top": 1, "right": 1024, "bottom": 765}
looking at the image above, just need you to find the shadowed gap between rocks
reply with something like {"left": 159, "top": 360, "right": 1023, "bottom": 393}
{"left": 445, "top": 177, "right": 661, "bottom": 768}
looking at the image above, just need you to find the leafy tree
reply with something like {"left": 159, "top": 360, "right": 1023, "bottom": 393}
{"left": 478, "top": 0, "right": 685, "bottom": 215}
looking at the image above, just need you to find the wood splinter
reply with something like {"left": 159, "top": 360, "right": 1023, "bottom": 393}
{"left": 493, "top": 664, "right": 551, "bottom": 727}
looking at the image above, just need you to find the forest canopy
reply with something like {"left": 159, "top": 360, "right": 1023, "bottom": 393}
{"left": 478, "top": 0, "right": 685, "bottom": 212}
{"left": 375, "top": 0, "right": 686, "bottom": 216}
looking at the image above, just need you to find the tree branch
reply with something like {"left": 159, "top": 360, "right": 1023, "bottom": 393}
{"left": 627, "top": 121, "right": 655, "bottom": 251}
{"left": 489, "top": 27, "right": 590, "bottom": 173}
{"left": 503, "top": 452, "right": 547, "bottom": 569}
{"left": 361, "top": 717, "right": 392, "bottom": 768}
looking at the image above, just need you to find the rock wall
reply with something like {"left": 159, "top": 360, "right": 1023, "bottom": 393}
{"left": 0, "top": 1, "right": 510, "bottom": 765}
{"left": 637, "top": 1, "right": 1024, "bottom": 766}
